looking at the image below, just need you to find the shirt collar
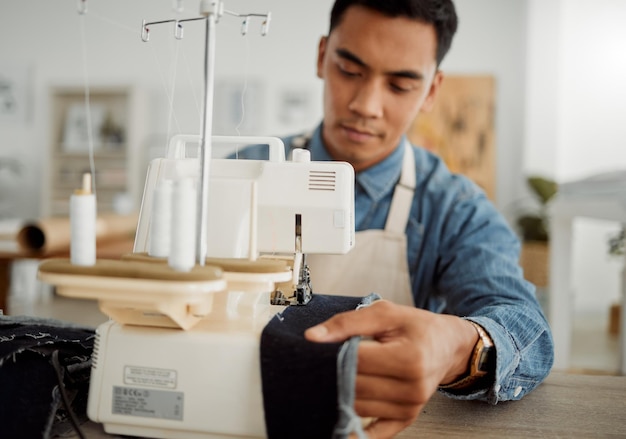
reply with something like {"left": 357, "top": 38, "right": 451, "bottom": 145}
{"left": 308, "top": 124, "right": 405, "bottom": 203}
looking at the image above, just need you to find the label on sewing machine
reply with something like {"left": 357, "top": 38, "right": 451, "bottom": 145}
{"left": 112, "top": 386, "right": 184, "bottom": 421}
{"left": 124, "top": 365, "right": 177, "bottom": 389}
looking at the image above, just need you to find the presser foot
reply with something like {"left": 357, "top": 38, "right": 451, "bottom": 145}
{"left": 270, "top": 264, "right": 313, "bottom": 306}
{"left": 270, "top": 285, "right": 312, "bottom": 306}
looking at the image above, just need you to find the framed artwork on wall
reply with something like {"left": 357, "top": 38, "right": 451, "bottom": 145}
{"left": 408, "top": 75, "right": 496, "bottom": 200}
{"left": 0, "top": 63, "right": 32, "bottom": 125}
{"left": 62, "top": 103, "right": 107, "bottom": 152}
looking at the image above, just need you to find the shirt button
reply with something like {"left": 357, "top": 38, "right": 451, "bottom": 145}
{"left": 514, "top": 386, "right": 523, "bottom": 397}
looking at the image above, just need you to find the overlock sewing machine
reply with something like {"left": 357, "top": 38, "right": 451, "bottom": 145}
{"left": 38, "top": 2, "right": 356, "bottom": 438}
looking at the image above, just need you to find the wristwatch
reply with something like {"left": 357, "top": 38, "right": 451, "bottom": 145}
{"left": 439, "top": 321, "right": 495, "bottom": 390}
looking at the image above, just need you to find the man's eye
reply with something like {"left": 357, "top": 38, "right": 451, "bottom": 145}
{"left": 338, "top": 65, "right": 359, "bottom": 77}
{"left": 390, "top": 83, "right": 411, "bottom": 93}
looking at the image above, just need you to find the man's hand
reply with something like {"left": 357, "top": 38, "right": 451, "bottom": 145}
{"left": 304, "top": 300, "right": 478, "bottom": 439}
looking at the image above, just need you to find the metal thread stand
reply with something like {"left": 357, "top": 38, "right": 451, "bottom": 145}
{"left": 140, "top": 1, "right": 271, "bottom": 266}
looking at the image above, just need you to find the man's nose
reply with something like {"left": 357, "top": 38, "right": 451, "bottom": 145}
{"left": 348, "top": 80, "right": 384, "bottom": 119}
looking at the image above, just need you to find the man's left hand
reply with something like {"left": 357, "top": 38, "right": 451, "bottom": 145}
{"left": 304, "top": 300, "right": 478, "bottom": 439}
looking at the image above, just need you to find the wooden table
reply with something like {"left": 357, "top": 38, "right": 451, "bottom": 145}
{"left": 73, "top": 372, "right": 626, "bottom": 438}
{"left": 401, "top": 372, "right": 626, "bottom": 438}
{"left": 0, "top": 239, "right": 134, "bottom": 315}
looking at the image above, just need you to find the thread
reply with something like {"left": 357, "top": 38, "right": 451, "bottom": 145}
{"left": 181, "top": 45, "right": 202, "bottom": 125}
{"left": 78, "top": 13, "right": 97, "bottom": 195}
{"left": 234, "top": 35, "right": 250, "bottom": 137}
{"left": 149, "top": 179, "right": 173, "bottom": 258}
{"left": 70, "top": 173, "right": 96, "bottom": 266}
{"left": 233, "top": 35, "right": 251, "bottom": 159}
{"left": 165, "top": 38, "right": 182, "bottom": 151}
{"left": 168, "top": 178, "right": 197, "bottom": 271}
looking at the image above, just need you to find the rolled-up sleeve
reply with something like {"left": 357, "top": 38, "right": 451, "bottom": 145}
{"left": 432, "top": 176, "right": 554, "bottom": 403}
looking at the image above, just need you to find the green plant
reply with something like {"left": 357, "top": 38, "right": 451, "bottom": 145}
{"left": 516, "top": 176, "right": 558, "bottom": 242}
{"left": 608, "top": 227, "right": 626, "bottom": 257}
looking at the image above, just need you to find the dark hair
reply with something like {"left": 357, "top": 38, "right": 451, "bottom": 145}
{"left": 329, "top": 0, "right": 458, "bottom": 66}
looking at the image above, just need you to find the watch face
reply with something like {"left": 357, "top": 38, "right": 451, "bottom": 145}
{"left": 477, "top": 346, "right": 495, "bottom": 373}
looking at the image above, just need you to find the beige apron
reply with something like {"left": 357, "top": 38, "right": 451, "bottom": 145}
{"left": 307, "top": 142, "right": 416, "bottom": 306}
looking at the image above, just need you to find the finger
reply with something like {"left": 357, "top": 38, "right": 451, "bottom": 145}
{"left": 364, "top": 417, "right": 416, "bottom": 439}
{"left": 355, "top": 373, "right": 421, "bottom": 404}
{"left": 357, "top": 339, "right": 421, "bottom": 378}
{"left": 304, "top": 300, "right": 408, "bottom": 342}
{"left": 355, "top": 397, "right": 422, "bottom": 420}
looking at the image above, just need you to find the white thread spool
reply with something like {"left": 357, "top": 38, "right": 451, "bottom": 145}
{"left": 168, "top": 178, "right": 197, "bottom": 271}
{"left": 149, "top": 179, "right": 173, "bottom": 258}
{"left": 70, "top": 173, "right": 96, "bottom": 266}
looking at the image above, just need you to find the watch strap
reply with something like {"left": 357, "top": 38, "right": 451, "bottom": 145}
{"left": 439, "top": 321, "right": 494, "bottom": 391}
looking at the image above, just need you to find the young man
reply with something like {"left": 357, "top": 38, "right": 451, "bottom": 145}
{"left": 246, "top": 1, "right": 553, "bottom": 437}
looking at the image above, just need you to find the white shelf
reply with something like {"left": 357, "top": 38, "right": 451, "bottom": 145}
{"left": 44, "top": 85, "right": 145, "bottom": 217}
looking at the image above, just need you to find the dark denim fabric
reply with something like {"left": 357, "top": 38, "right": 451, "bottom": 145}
{"left": 0, "top": 316, "right": 95, "bottom": 438}
{"left": 260, "top": 294, "right": 378, "bottom": 439}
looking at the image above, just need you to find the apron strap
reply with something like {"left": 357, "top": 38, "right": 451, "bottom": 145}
{"left": 384, "top": 141, "right": 416, "bottom": 234}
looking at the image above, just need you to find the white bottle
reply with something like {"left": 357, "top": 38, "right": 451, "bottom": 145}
{"left": 70, "top": 173, "right": 96, "bottom": 266}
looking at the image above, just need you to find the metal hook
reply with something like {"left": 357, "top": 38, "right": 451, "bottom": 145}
{"left": 141, "top": 8, "right": 270, "bottom": 42}
{"left": 261, "top": 12, "right": 271, "bottom": 36}
{"left": 77, "top": 0, "right": 87, "bottom": 15}
{"left": 217, "top": 1, "right": 224, "bottom": 22}
{"left": 141, "top": 20, "right": 150, "bottom": 42}
{"left": 175, "top": 21, "right": 184, "bottom": 39}
{"left": 241, "top": 17, "right": 249, "bottom": 36}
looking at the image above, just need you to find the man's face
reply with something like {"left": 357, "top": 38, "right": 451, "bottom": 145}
{"left": 317, "top": 6, "right": 443, "bottom": 172}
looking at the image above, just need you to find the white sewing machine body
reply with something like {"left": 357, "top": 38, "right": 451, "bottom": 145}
{"left": 134, "top": 135, "right": 355, "bottom": 258}
{"left": 39, "top": 135, "right": 355, "bottom": 438}
{"left": 87, "top": 294, "right": 281, "bottom": 439}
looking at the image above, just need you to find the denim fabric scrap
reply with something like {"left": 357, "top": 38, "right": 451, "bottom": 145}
{"left": 260, "top": 293, "right": 380, "bottom": 439}
{"left": 333, "top": 293, "right": 380, "bottom": 439}
{"left": 0, "top": 315, "right": 95, "bottom": 439}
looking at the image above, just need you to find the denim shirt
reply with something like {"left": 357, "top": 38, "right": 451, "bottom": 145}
{"left": 238, "top": 124, "right": 554, "bottom": 404}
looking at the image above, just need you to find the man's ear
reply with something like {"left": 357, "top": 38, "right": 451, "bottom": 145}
{"left": 316, "top": 36, "right": 328, "bottom": 79}
{"left": 420, "top": 70, "right": 444, "bottom": 113}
